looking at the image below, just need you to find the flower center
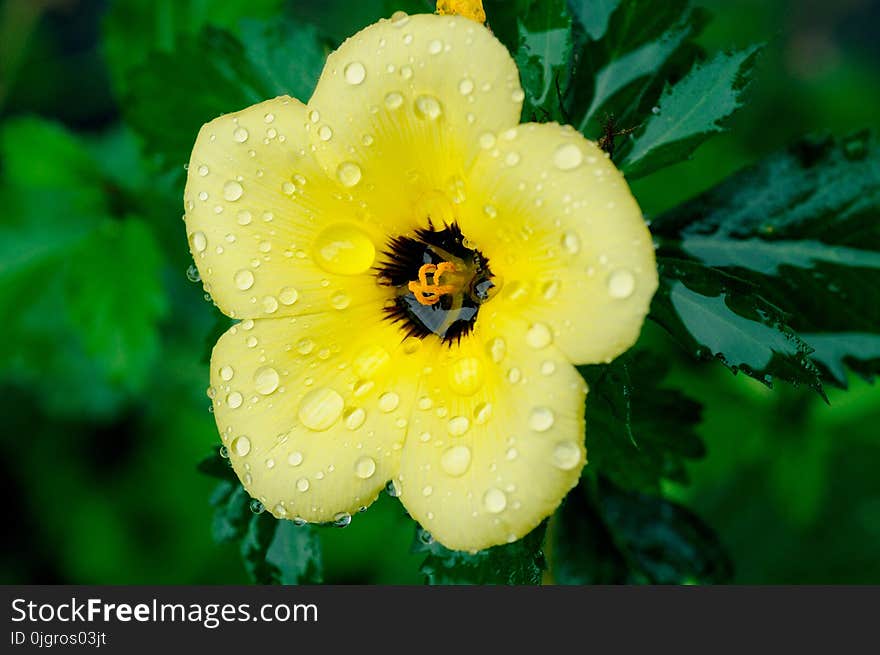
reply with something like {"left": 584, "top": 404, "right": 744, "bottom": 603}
{"left": 377, "top": 222, "right": 497, "bottom": 343}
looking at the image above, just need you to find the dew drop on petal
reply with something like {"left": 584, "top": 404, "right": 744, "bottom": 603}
{"left": 288, "top": 451, "right": 303, "bottom": 467}
{"left": 511, "top": 88, "right": 525, "bottom": 103}
{"left": 262, "top": 295, "right": 279, "bottom": 314}
{"left": 529, "top": 407, "right": 555, "bottom": 432}
{"left": 553, "top": 143, "right": 584, "bottom": 170}
{"left": 384, "top": 92, "right": 404, "bottom": 109}
{"left": 279, "top": 287, "right": 299, "bottom": 305}
{"left": 526, "top": 322, "right": 553, "bottom": 349}
{"left": 331, "top": 291, "right": 351, "bottom": 310}
{"left": 296, "top": 477, "right": 310, "bottom": 492}
{"left": 483, "top": 488, "right": 507, "bottom": 514}
{"left": 378, "top": 392, "right": 400, "bottom": 413}
{"left": 233, "top": 127, "right": 249, "bottom": 143}
{"left": 552, "top": 441, "right": 582, "bottom": 470}
{"left": 254, "top": 366, "right": 280, "bottom": 395}
{"left": 232, "top": 435, "right": 251, "bottom": 456}
{"left": 562, "top": 231, "right": 581, "bottom": 254}
{"left": 227, "top": 391, "right": 243, "bottom": 409}
{"left": 219, "top": 365, "right": 234, "bottom": 381}
{"left": 447, "top": 357, "right": 484, "bottom": 396}
{"left": 234, "top": 269, "right": 255, "bottom": 290}
{"left": 355, "top": 455, "right": 376, "bottom": 479}
{"left": 447, "top": 416, "right": 470, "bottom": 436}
{"left": 336, "top": 161, "right": 362, "bottom": 187}
{"left": 458, "top": 78, "right": 474, "bottom": 95}
{"left": 440, "top": 445, "right": 472, "bottom": 477}
{"left": 486, "top": 337, "right": 506, "bottom": 363}
{"left": 607, "top": 269, "right": 636, "bottom": 299}
{"left": 344, "top": 61, "right": 367, "bottom": 85}
{"left": 313, "top": 223, "right": 376, "bottom": 275}
{"left": 298, "top": 387, "right": 344, "bottom": 431}
{"left": 318, "top": 125, "right": 333, "bottom": 141}
{"left": 344, "top": 407, "right": 367, "bottom": 430}
{"left": 190, "top": 231, "right": 207, "bottom": 253}
{"left": 474, "top": 402, "right": 492, "bottom": 424}
{"left": 414, "top": 95, "right": 443, "bottom": 120}
{"left": 223, "top": 180, "right": 243, "bottom": 201}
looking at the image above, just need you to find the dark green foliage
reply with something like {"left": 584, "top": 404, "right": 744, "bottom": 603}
{"left": 241, "top": 513, "right": 324, "bottom": 585}
{"left": 414, "top": 523, "right": 547, "bottom": 585}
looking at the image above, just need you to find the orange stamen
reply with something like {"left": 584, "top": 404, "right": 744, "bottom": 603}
{"left": 408, "top": 262, "right": 457, "bottom": 306}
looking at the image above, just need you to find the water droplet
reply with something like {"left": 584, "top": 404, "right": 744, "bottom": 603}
{"left": 440, "top": 445, "right": 472, "bottom": 477}
{"left": 233, "top": 127, "right": 249, "bottom": 143}
{"left": 186, "top": 264, "right": 201, "bottom": 282}
{"left": 378, "top": 392, "right": 400, "bottom": 413}
{"left": 190, "top": 231, "right": 207, "bottom": 253}
{"left": 414, "top": 95, "right": 443, "bottom": 120}
{"left": 354, "top": 455, "right": 376, "bottom": 479}
{"left": 264, "top": 112, "right": 275, "bottom": 123}
{"left": 298, "top": 387, "right": 344, "bottom": 431}
{"left": 330, "top": 291, "right": 351, "bottom": 310}
{"left": 505, "top": 447, "right": 518, "bottom": 461}
{"left": 344, "top": 407, "right": 366, "bottom": 430}
{"left": 219, "top": 365, "right": 234, "bottom": 381}
{"left": 507, "top": 367, "right": 522, "bottom": 384}
{"left": 296, "top": 338, "right": 315, "bottom": 355}
{"left": 448, "top": 416, "right": 470, "bottom": 436}
{"left": 483, "top": 488, "right": 507, "bottom": 514}
{"left": 318, "top": 125, "right": 333, "bottom": 141}
{"left": 552, "top": 441, "right": 581, "bottom": 470}
{"left": 384, "top": 91, "right": 404, "bottom": 109}
{"left": 265, "top": 457, "right": 275, "bottom": 469}
{"left": 279, "top": 287, "right": 299, "bottom": 305}
{"left": 421, "top": 485, "right": 434, "bottom": 497}
{"left": 232, "top": 435, "right": 251, "bottom": 456}
{"left": 526, "top": 322, "right": 553, "bottom": 349}
{"left": 529, "top": 407, "right": 555, "bottom": 432}
{"left": 385, "top": 480, "right": 401, "bottom": 497}
{"left": 607, "top": 269, "right": 636, "bottom": 299}
{"left": 541, "top": 279, "right": 561, "bottom": 300}
{"left": 227, "top": 391, "right": 243, "bottom": 409}
{"left": 313, "top": 223, "right": 376, "bottom": 275}
{"left": 562, "top": 231, "right": 581, "bottom": 254}
{"left": 391, "top": 10, "right": 410, "bottom": 26}
{"left": 336, "top": 161, "right": 362, "bottom": 187}
{"left": 288, "top": 451, "right": 303, "bottom": 467}
{"left": 333, "top": 512, "right": 352, "bottom": 527}
{"left": 254, "top": 366, "right": 280, "bottom": 395}
{"left": 223, "top": 180, "right": 243, "bottom": 202}
{"left": 487, "top": 337, "right": 506, "bottom": 363}
{"left": 234, "top": 269, "right": 254, "bottom": 290}
{"left": 447, "top": 357, "right": 484, "bottom": 396}
{"left": 540, "top": 360, "right": 556, "bottom": 376}
{"left": 504, "top": 151, "right": 521, "bottom": 167}
{"left": 296, "top": 477, "right": 310, "bottom": 492}
{"left": 309, "top": 109, "right": 320, "bottom": 123}
{"left": 651, "top": 105, "right": 660, "bottom": 115}
{"left": 250, "top": 499, "right": 264, "bottom": 514}
{"left": 262, "top": 295, "right": 279, "bottom": 314}
{"left": 553, "top": 143, "right": 584, "bottom": 170}
{"left": 474, "top": 402, "right": 492, "bottom": 424}
{"left": 511, "top": 88, "right": 525, "bottom": 103}
{"left": 344, "top": 61, "right": 366, "bottom": 85}
{"left": 458, "top": 78, "right": 474, "bottom": 95}
{"left": 237, "top": 210, "right": 253, "bottom": 226}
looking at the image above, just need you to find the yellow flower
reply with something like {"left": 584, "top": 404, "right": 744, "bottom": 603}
{"left": 184, "top": 12, "right": 657, "bottom": 552}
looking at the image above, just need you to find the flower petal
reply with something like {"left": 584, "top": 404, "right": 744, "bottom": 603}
{"left": 210, "top": 307, "right": 427, "bottom": 523}
{"left": 184, "top": 96, "right": 385, "bottom": 319}
{"left": 460, "top": 122, "right": 658, "bottom": 364}
{"left": 396, "top": 316, "right": 587, "bottom": 551}
{"left": 306, "top": 13, "right": 523, "bottom": 227}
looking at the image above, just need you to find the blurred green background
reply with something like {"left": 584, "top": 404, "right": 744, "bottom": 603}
{"left": 1, "top": 0, "right": 878, "bottom": 584}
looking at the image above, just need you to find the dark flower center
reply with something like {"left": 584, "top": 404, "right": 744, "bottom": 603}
{"left": 376, "top": 222, "right": 497, "bottom": 343}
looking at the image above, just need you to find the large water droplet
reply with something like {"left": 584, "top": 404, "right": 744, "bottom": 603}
{"left": 344, "top": 407, "right": 366, "bottom": 430}
{"left": 298, "top": 387, "right": 344, "bottom": 431}
{"left": 254, "top": 366, "right": 280, "bottom": 395}
{"left": 440, "top": 445, "right": 472, "bottom": 477}
{"left": 318, "top": 125, "right": 333, "bottom": 141}
{"left": 378, "top": 392, "right": 400, "bottom": 413}
{"left": 447, "top": 416, "right": 470, "bottom": 436}
{"left": 296, "top": 477, "right": 310, "bottom": 492}
{"left": 483, "top": 488, "right": 507, "bottom": 514}
{"left": 529, "top": 407, "right": 555, "bottom": 432}
{"left": 288, "top": 451, "right": 303, "bottom": 467}
{"left": 526, "top": 322, "right": 553, "bottom": 349}
{"left": 227, "top": 391, "right": 243, "bottom": 409}
{"left": 223, "top": 180, "right": 243, "bottom": 202}
{"left": 219, "top": 365, "right": 234, "bottom": 381}
{"left": 232, "top": 435, "right": 251, "bottom": 456}
{"left": 447, "top": 357, "right": 484, "bottom": 396}
{"left": 414, "top": 95, "right": 443, "bottom": 120}
{"left": 313, "top": 223, "right": 376, "bottom": 275}
{"left": 190, "top": 231, "right": 207, "bottom": 253}
{"left": 552, "top": 441, "right": 581, "bottom": 470}
{"left": 336, "top": 161, "right": 362, "bottom": 187}
{"left": 344, "top": 61, "right": 366, "bottom": 85}
{"left": 330, "top": 291, "right": 351, "bottom": 310}
{"left": 355, "top": 455, "right": 376, "bottom": 479}
{"left": 553, "top": 143, "right": 584, "bottom": 170}
{"left": 233, "top": 127, "right": 249, "bottom": 143}
{"left": 279, "top": 287, "right": 299, "bottom": 305}
{"left": 384, "top": 92, "right": 404, "bottom": 109}
{"left": 234, "top": 269, "right": 255, "bottom": 290}
{"left": 333, "top": 512, "right": 352, "bottom": 527}
{"left": 607, "top": 269, "right": 636, "bottom": 299}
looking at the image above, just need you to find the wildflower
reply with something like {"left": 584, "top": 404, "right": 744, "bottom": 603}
{"left": 184, "top": 11, "right": 657, "bottom": 551}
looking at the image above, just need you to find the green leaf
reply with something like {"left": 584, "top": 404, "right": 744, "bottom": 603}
{"left": 101, "top": 0, "right": 288, "bottom": 94}
{"left": 125, "top": 18, "right": 327, "bottom": 168}
{"left": 553, "top": 478, "right": 732, "bottom": 584}
{"left": 414, "top": 523, "right": 547, "bottom": 585}
{"left": 0, "top": 118, "right": 168, "bottom": 415}
{"left": 241, "top": 513, "right": 323, "bottom": 584}
{"left": 622, "top": 45, "right": 761, "bottom": 178}
{"left": 652, "top": 133, "right": 880, "bottom": 387}
{"left": 210, "top": 481, "right": 252, "bottom": 543}
{"left": 514, "top": 0, "right": 573, "bottom": 121}
{"left": 651, "top": 258, "right": 824, "bottom": 392}
{"left": 568, "top": 0, "right": 620, "bottom": 41}
{"left": 578, "top": 351, "right": 705, "bottom": 493}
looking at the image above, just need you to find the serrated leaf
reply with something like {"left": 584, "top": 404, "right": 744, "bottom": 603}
{"left": 514, "top": 0, "right": 573, "bottom": 121}
{"left": 651, "top": 258, "right": 824, "bottom": 392}
{"left": 125, "top": 18, "right": 326, "bottom": 169}
{"left": 622, "top": 44, "right": 761, "bottom": 178}
{"left": 241, "top": 513, "right": 323, "bottom": 584}
{"left": 652, "top": 133, "right": 880, "bottom": 386}
{"left": 210, "top": 481, "right": 252, "bottom": 543}
{"left": 414, "top": 523, "right": 546, "bottom": 585}
{"left": 578, "top": 351, "right": 705, "bottom": 493}
{"left": 553, "top": 478, "right": 732, "bottom": 584}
